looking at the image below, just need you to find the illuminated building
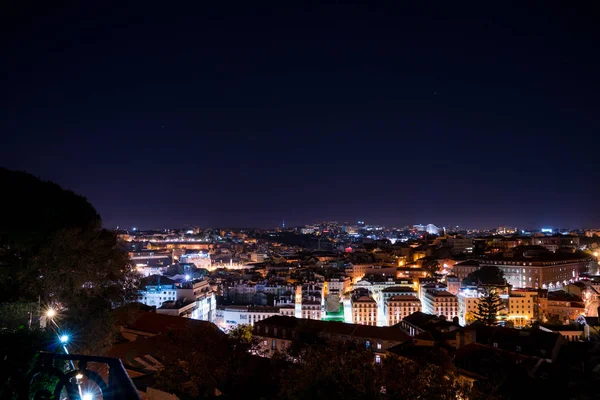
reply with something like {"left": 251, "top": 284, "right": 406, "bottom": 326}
{"left": 154, "top": 279, "right": 216, "bottom": 322}
{"left": 446, "top": 276, "right": 461, "bottom": 295}
{"left": 344, "top": 263, "right": 368, "bottom": 283}
{"left": 301, "top": 299, "right": 322, "bottom": 320}
{"left": 130, "top": 250, "right": 172, "bottom": 268}
{"left": 325, "top": 276, "right": 351, "bottom": 296}
{"left": 544, "top": 291, "right": 585, "bottom": 323}
{"left": 381, "top": 286, "right": 418, "bottom": 302}
{"left": 426, "top": 224, "right": 440, "bottom": 235}
{"left": 250, "top": 252, "right": 267, "bottom": 262}
{"left": 134, "top": 264, "right": 167, "bottom": 277}
{"left": 352, "top": 295, "right": 377, "bottom": 325}
{"left": 478, "top": 249, "right": 591, "bottom": 289}
{"left": 421, "top": 289, "right": 458, "bottom": 320}
{"left": 457, "top": 288, "right": 481, "bottom": 326}
{"left": 138, "top": 275, "right": 177, "bottom": 308}
{"left": 156, "top": 299, "right": 197, "bottom": 318}
{"left": 505, "top": 289, "right": 539, "bottom": 327}
{"left": 297, "top": 283, "right": 324, "bottom": 320}
{"left": 453, "top": 260, "right": 481, "bottom": 279}
{"left": 215, "top": 305, "right": 286, "bottom": 330}
{"left": 179, "top": 252, "right": 211, "bottom": 269}
{"left": 563, "top": 281, "right": 600, "bottom": 317}
{"left": 385, "top": 295, "right": 421, "bottom": 326}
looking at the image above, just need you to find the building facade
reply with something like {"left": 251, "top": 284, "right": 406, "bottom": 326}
{"left": 253, "top": 316, "right": 410, "bottom": 363}
{"left": 385, "top": 295, "right": 421, "bottom": 326}
{"left": 421, "top": 289, "right": 459, "bottom": 320}
{"left": 352, "top": 296, "right": 378, "bottom": 325}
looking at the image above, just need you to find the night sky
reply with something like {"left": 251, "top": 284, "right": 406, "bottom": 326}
{"left": 2, "top": 3, "right": 599, "bottom": 229}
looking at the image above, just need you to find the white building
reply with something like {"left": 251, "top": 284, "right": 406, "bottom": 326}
{"left": 457, "top": 288, "right": 482, "bottom": 326}
{"left": 426, "top": 224, "right": 440, "bottom": 235}
{"left": 134, "top": 264, "right": 167, "bottom": 277}
{"left": 138, "top": 275, "right": 177, "bottom": 309}
{"left": 180, "top": 253, "right": 212, "bottom": 269}
{"left": 421, "top": 289, "right": 458, "bottom": 320}
{"left": 155, "top": 278, "right": 216, "bottom": 322}
{"left": 326, "top": 276, "right": 351, "bottom": 296}
{"left": 214, "top": 305, "right": 292, "bottom": 331}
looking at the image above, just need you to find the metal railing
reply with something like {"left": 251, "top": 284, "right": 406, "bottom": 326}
{"left": 12, "top": 352, "right": 140, "bottom": 400}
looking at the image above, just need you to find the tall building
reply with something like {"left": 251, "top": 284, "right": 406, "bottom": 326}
{"left": 385, "top": 295, "right": 421, "bottom": 326}
{"left": 352, "top": 295, "right": 378, "bottom": 326}
{"left": 421, "top": 289, "right": 458, "bottom": 320}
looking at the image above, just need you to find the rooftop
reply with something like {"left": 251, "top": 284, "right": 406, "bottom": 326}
{"left": 382, "top": 286, "right": 416, "bottom": 293}
{"left": 140, "top": 275, "right": 175, "bottom": 287}
{"left": 255, "top": 316, "right": 411, "bottom": 342}
{"left": 454, "top": 260, "right": 481, "bottom": 267}
{"left": 124, "top": 311, "right": 217, "bottom": 335}
{"left": 402, "top": 311, "right": 437, "bottom": 327}
{"left": 388, "top": 295, "right": 420, "bottom": 302}
{"left": 353, "top": 296, "right": 377, "bottom": 303}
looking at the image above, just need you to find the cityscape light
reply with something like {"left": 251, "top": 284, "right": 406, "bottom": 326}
{"left": 75, "top": 373, "right": 84, "bottom": 380}
{"left": 59, "top": 335, "right": 69, "bottom": 344}
{"left": 82, "top": 392, "right": 93, "bottom": 400}
{"left": 46, "top": 308, "right": 56, "bottom": 318}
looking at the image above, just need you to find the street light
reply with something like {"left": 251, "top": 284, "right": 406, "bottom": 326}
{"left": 82, "top": 393, "right": 93, "bottom": 400}
{"left": 59, "top": 335, "right": 69, "bottom": 344}
{"left": 46, "top": 308, "right": 56, "bottom": 318}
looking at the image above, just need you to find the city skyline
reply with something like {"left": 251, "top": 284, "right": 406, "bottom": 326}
{"left": 115, "top": 220, "right": 582, "bottom": 233}
{"left": 2, "top": 3, "right": 599, "bottom": 229}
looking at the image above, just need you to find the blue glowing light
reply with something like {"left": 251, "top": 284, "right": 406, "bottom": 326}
{"left": 59, "top": 335, "right": 69, "bottom": 344}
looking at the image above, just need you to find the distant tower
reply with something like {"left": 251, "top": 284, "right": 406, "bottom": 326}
{"left": 282, "top": 219, "right": 285, "bottom": 229}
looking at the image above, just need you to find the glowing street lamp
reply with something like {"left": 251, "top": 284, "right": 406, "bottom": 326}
{"left": 46, "top": 308, "right": 56, "bottom": 318}
{"left": 82, "top": 393, "right": 93, "bottom": 400}
{"left": 59, "top": 335, "right": 69, "bottom": 344}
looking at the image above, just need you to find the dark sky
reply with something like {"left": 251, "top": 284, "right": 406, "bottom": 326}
{"left": 2, "top": 2, "right": 599, "bottom": 230}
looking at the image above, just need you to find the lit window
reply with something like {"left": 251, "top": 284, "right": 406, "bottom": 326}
{"left": 375, "top": 355, "right": 381, "bottom": 364}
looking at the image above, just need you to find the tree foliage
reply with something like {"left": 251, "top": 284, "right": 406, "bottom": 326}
{"left": 0, "top": 169, "right": 137, "bottom": 354}
{"left": 473, "top": 287, "right": 504, "bottom": 326}
{"left": 423, "top": 259, "right": 440, "bottom": 277}
{"left": 462, "top": 266, "right": 505, "bottom": 286}
{"left": 154, "top": 325, "right": 232, "bottom": 398}
{"left": 279, "top": 341, "right": 469, "bottom": 400}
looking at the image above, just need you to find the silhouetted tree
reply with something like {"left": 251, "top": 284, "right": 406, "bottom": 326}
{"left": 279, "top": 341, "right": 470, "bottom": 400}
{"left": 473, "top": 287, "right": 504, "bottom": 326}
{"left": 0, "top": 169, "right": 137, "bottom": 354}
{"left": 423, "top": 259, "right": 440, "bottom": 277}
{"left": 462, "top": 266, "right": 505, "bottom": 286}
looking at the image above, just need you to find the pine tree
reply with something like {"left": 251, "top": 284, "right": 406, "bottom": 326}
{"left": 473, "top": 287, "right": 504, "bottom": 326}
